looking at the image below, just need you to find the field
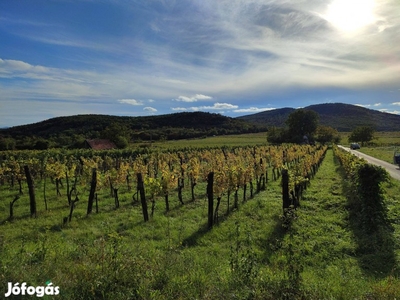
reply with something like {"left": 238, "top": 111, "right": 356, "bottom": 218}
{"left": 1, "top": 134, "right": 400, "bottom": 299}
{"left": 340, "top": 131, "right": 400, "bottom": 164}
{"left": 339, "top": 131, "right": 400, "bottom": 147}
{"left": 139, "top": 132, "right": 269, "bottom": 149}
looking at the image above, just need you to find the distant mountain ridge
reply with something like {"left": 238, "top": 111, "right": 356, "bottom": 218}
{"left": 238, "top": 103, "right": 400, "bottom": 131}
{"left": 1, "top": 103, "right": 399, "bottom": 150}
{"left": 1, "top": 112, "right": 261, "bottom": 138}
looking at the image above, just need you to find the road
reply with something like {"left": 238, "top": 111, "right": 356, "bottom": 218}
{"left": 337, "top": 145, "right": 400, "bottom": 181}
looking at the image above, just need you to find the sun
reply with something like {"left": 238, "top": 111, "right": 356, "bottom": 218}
{"left": 324, "top": 0, "right": 376, "bottom": 33}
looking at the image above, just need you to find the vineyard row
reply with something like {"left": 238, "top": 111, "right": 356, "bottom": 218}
{"left": 1, "top": 144, "right": 327, "bottom": 226}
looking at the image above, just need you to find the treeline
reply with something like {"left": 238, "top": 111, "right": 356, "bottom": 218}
{"left": 267, "top": 109, "right": 340, "bottom": 145}
{"left": 0, "top": 112, "right": 267, "bottom": 150}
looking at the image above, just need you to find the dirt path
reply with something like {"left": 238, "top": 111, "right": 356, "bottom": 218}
{"left": 337, "top": 145, "right": 400, "bottom": 181}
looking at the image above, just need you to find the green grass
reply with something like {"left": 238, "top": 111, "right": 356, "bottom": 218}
{"left": 339, "top": 131, "right": 400, "bottom": 147}
{"left": 1, "top": 149, "right": 400, "bottom": 299}
{"left": 0, "top": 172, "right": 283, "bottom": 299}
{"left": 372, "top": 131, "right": 400, "bottom": 146}
{"left": 137, "top": 132, "right": 268, "bottom": 150}
{"left": 340, "top": 130, "right": 400, "bottom": 164}
{"left": 358, "top": 146, "right": 399, "bottom": 164}
{"left": 290, "top": 149, "right": 400, "bottom": 298}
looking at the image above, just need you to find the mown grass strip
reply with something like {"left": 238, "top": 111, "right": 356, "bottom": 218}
{"left": 288, "top": 148, "right": 400, "bottom": 299}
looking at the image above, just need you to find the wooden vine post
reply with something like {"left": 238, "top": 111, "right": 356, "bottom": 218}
{"left": 137, "top": 173, "right": 149, "bottom": 222}
{"left": 282, "top": 169, "right": 290, "bottom": 215}
{"left": 24, "top": 165, "right": 36, "bottom": 218}
{"left": 9, "top": 195, "right": 20, "bottom": 219}
{"left": 207, "top": 172, "right": 214, "bottom": 229}
{"left": 69, "top": 195, "right": 79, "bottom": 222}
{"left": 87, "top": 168, "right": 97, "bottom": 215}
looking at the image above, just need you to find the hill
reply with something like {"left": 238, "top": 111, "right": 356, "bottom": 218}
{"left": 0, "top": 112, "right": 266, "bottom": 150}
{"left": 2, "top": 102, "right": 400, "bottom": 150}
{"left": 238, "top": 103, "right": 400, "bottom": 131}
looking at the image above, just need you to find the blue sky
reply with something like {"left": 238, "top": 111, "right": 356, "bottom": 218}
{"left": 0, "top": 0, "right": 399, "bottom": 127}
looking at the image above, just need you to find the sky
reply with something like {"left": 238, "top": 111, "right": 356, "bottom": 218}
{"left": 0, "top": 0, "right": 399, "bottom": 127}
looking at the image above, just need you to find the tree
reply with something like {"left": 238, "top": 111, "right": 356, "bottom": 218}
{"left": 315, "top": 125, "right": 340, "bottom": 144}
{"left": 348, "top": 126, "right": 374, "bottom": 146}
{"left": 33, "top": 139, "right": 49, "bottom": 150}
{"left": 102, "top": 123, "right": 131, "bottom": 148}
{"left": 267, "top": 127, "right": 286, "bottom": 144}
{"left": 286, "top": 109, "right": 319, "bottom": 142}
{"left": 0, "top": 137, "right": 16, "bottom": 150}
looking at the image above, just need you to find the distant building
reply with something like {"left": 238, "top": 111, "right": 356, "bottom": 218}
{"left": 85, "top": 139, "right": 116, "bottom": 150}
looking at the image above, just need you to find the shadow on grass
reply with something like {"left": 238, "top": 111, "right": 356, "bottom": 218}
{"left": 180, "top": 193, "right": 261, "bottom": 248}
{"left": 0, "top": 213, "right": 32, "bottom": 225}
{"left": 335, "top": 156, "right": 397, "bottom": 278}
{"left": 181, "top": 222, "right": 209, "bottom": 247}
{"left": 180, "top": 190, "right": 263, "bottom": 247}
{"left": 180, "top": 206, "right": 238, "bottom": 247}
{"left": 258, "top": 214, "right": 289, "bottom": 264}
{"left": 162, "top": 193, "right": 207, "bottom": 216}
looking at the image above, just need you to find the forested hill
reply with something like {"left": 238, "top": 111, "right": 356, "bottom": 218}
{"left": 238, "top": 103, "right": 400, "bottom": 131}
{"left": 0, "top": 112, "right": 266, "bottom": 149}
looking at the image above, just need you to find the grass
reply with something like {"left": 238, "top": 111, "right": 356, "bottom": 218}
{"left": 136, "top": 132, "right": 268, "bottom": 150}
{"left": 0, "top": 171, "right": 283, "bottom": 299}
{"left": 358, "top": 146, "right": 399, "bottom": 164}
{"left": 1, "top": 147, "right": 400, "bottom": 299}
{"left": 340, "top": 131, "right": 400, "bottom": 164}
{"left": 339, "top": 131, "right": 400, "bottom": 147}
{"left": 292, "top": 149, "right": 400, "bottom": 298}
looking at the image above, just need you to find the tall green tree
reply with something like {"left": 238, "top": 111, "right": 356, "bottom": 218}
{"left": 286, "top": 109, "right": 319, "bottom": 142}
{"left": 102, "top": 123, "right": 131, "bottom": 148}
{"left": 348, "top": 126, "right": 375, "bottom": 146}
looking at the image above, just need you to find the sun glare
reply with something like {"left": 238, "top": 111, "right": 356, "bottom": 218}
{"left": 325, "top": 0, "right": 376, "bottom": 33}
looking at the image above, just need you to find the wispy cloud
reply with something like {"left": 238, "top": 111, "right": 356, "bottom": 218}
{"left": 1, "top": 0, "right": 400, "bottom": 126}
{"left": 174, "top": 94, "right": 213, "bottom": 102}
{"left": 118, "top": 99, "right": 144, "bottom": 105}
{"left": 172, "top": 102, "right": 238, "bottom": 111}
{"left": 379, "top": 108, "right": 400, "bottom": 114}
{"left": 233, "top": 107, "right": 275, "bottom": 113}
{"left": 203, "top": 103, "right": 238, "bottom": 110}
{"left": 144, "top": 107, "right": 157, "bottom": 113}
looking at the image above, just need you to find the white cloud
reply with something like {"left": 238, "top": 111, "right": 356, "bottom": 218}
{"left": 163, "top": 79, "right": 187, "bottom": 84}
{"left": 233, "top": 107, "right": 275, "bottom": 113}
{"left": 195, "top": 94, "right": 213, "bottom": 100}
{"left": 174, "top": 94, "right": 213, "bottom": 102}
{"left": 117, "top": 99, "right": 143, "bottom": 105}
{"left": 0, "top": 59, "right": 31, "bottom": 71}
{"left": 144, "top": 106, "right": 157, "bottom": 112}
{"left": 379, "top": 108, "right": 400, "bottom": 114}
{"left": 204, "top": 102, "right": 238, "bottom": 110}
{"left": 171, "top": 102, "right": 238, "bottom": 111}
{"left": 357, "top": 103, "right": 381, "bottom": 108}
{"left": 150, "top": 22, "right": 161, "bottom": 32}
{"left": 0, "top": 58, "right": 53, "bottom": 79}
{"left": 355, "top": 103, "right": 370, "bottom": 108}
{"left": 2, "top": 0, "right": 400, "bottom": 126}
